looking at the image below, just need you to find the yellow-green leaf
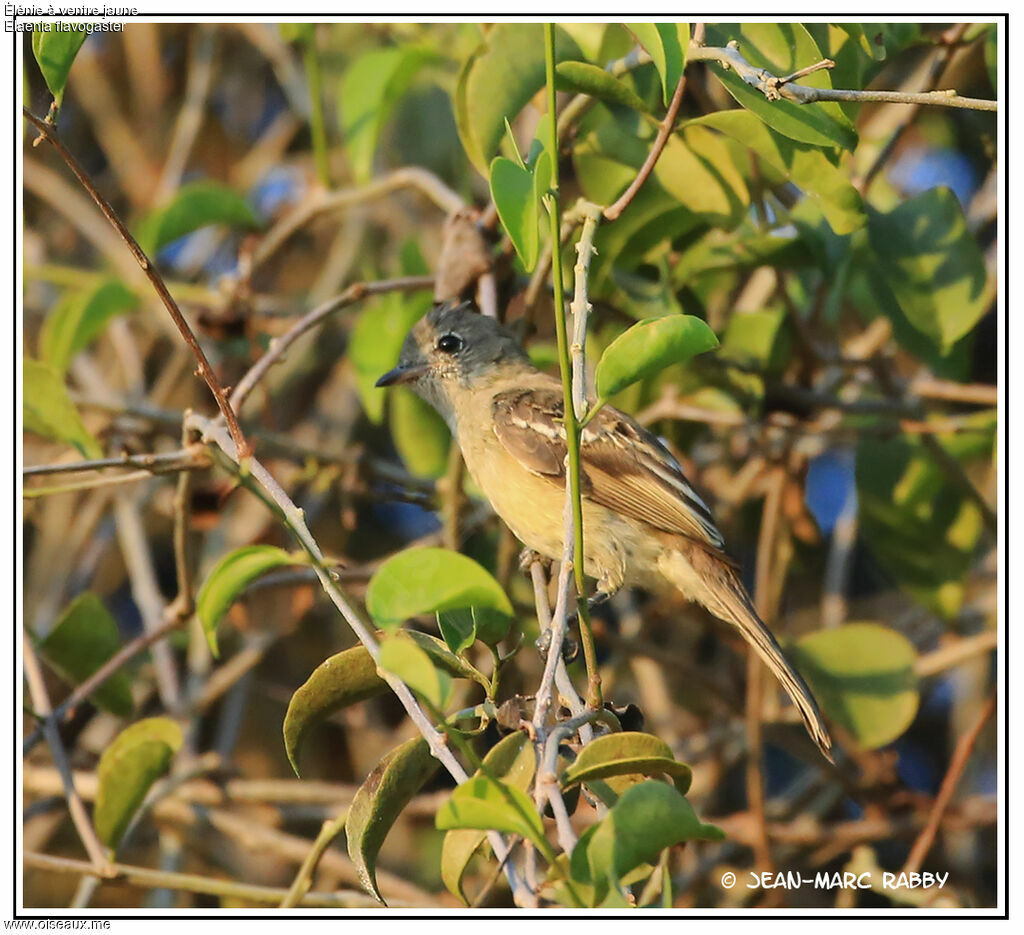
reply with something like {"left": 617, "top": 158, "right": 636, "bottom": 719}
{"left": 627, "top": 23, "right": 689, "bottom": 105}
{"left": 436, "top": 774, "right": 546, "bottom": 850}
{"left": 32, "top": 29, "right": 88, "bottom": 107}
{"left": 377, "top": 633, "right": 452, "bottom": 710}
{"left": 561, "top": 732, "right": 692, "bottom": 796}
{"left": 23, "top": 358, "right": 102, "bottom": 459}
{"left": 39, "top": 279, "right": 138, "bottom": 375}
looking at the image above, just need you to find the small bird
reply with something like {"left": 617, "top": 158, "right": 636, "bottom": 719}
{"left": 377, "top": 302, "right": 832, "bottom": 760}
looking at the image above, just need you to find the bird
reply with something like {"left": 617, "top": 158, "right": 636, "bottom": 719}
{"left": 376, "top": 301, "right": 832, "bottom": 760}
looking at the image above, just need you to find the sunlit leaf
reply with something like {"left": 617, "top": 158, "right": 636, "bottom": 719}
{"left": 23, "top": 358, "right": 102, "bottom": 459}
{"left": 867, "top": 187, "right": 989, "bottom": 353}
{"left": 346, "top": 737, "right": 440, "bottom": 903}
{"left": 32, "top": 29, "right": 88, "bottom": 107}
{"left": 595, "top": 314, "right": 719, "bottom": 399}
{"left": 378, "top": 633, "right": 452, "bottom": 709}
{"left": 137, "top": 181, "right": 260, "bottom": 254}
{"left": 791, "top": 622, "right": 920, "bottom": 749}
{"left": 455, "top": 24, "right": 581, "bottom": 173}
{"left": 626, "top": 23, "right": 689, "bottom": 105}
{"left": 366, "top": 547, "right": 513, "bottom": 630}
{"left": 196, "top": 546, "right": 300, "bottom": 657}
{"left": 561, "top": 732, "right": 692, "bottom": 796}
{"left": 340, "top": 47, "right": 434, "bottom": 183}
{"left": 283, "top": 644, "right": 387, "bottom": 777}
{"left": 490, "top": 156, "right": 540, "bottom": 272}
{"left": 39, "top": 279, "right": 138, "bottom": 375}
{"left": 39, "top": 593, "right": 132, "bottom": 716}
{"left": 441, "top": 732, "right": 535, "bottom": 904}
{"left": 94, "top": 718, "right": 182, "bottom": 849}
{"left": 703, "top": 23, "right": 858, "bottom": 151}
{"left": 436, "top": 774, "right": 546, "bottom": 850}
{"left": 555, "top": 61, "right": 650, "bottom": 112}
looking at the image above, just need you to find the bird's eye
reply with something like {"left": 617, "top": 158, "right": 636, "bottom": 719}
{"left": 436, "top": 333, "right": 464, "bottom": 354}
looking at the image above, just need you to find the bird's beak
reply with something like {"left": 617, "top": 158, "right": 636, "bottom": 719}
{"left": 375, "top": 363, "right": 427, "bottom": 387}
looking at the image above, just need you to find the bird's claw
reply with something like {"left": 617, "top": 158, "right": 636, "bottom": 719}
{"left": 534, "top": 629, "right": 580, "bottom": 664}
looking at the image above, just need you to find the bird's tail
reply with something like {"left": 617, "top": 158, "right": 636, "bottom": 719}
{"left": 664, "top": 550, "right": 833, "bottom": 761}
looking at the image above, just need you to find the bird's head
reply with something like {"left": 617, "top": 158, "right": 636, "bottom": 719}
{"left": 375, "top": 301, "right": 530, "bottom": 424}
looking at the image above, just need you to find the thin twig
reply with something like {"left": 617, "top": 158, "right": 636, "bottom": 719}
{"left": 22, "top": 637, "right": 112, "bottom": 874}
{"left": 24, "top": 448, "right": 209, "bottom": 478}
{"left": 24, "top": 107, "right": 252, "bottom": 461}
{"left": 227, "top": 275, "right": 433, "bottom": 413}
{"left": 902, "top": 694, "right": 996, "bottom": 875}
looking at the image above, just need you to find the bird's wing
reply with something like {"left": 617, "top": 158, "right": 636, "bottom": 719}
{"left": 491, "top": 387, "right": 726, "bottom": 550}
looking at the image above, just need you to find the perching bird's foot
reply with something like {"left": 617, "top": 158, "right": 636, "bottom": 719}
{"left": 535, "top": 628, "right": 580, "bottom": 664}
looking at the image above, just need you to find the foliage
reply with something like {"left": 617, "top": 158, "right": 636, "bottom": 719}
{"left": 22, "top": 19, "right": 998, "bottom": 912}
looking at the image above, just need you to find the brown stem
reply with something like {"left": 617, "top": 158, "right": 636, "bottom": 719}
{"left": 902, "top": 693, "right": 996, "bottom": 875}
{"left": 23, "top": 107, "right": 252, "bottom": 460}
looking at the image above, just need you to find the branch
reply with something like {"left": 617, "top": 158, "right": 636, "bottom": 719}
{"left": 186, "top": 412, "right": 527, "bottom": 905}
{"left": 226, "top": 275, "right": 433, "bottom": 414}
{"left": 23, "top": 448, "right": 209, "bottom": 478}
{"left": 23, "top": 107, "right": 252, "bottom": 461}
{"left": 688, "top": 41, "right": 996, "bottom": 112}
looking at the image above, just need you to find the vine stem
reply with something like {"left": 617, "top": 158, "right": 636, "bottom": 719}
{"left": 186, "top": 412, "right": 527, "bottom": 905}
{"left": 22, "top": 107, "right": 252, "bottom": 462}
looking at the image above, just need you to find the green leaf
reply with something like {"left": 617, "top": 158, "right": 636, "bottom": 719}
{"left": 436, "top": 606, "right": 511, "bottom": 656}
{"left": 984, "top": 25, "right": 997, "bottom": 95}
{"left": 490, "top": 155, "right": 541, "bottom": 272}
{"left": 378, "top": 633, "right": 452, "bottom": 709}
{"left": 441, "top": 732, "right": 535, "bottom": 904}
{"left": 39, "top": 279, "right": 138, "bottom": 375}
{"left": 39, "top": 593, "right": 132, "bottom": 717}
{"left": 554, "top": 61, "right": 650, "bottom": 112}
{"left": 688, "top": 110, "right": 866, "bottom": 235}
{"left": 595, "top": 314, "right": 719, "bottom": 399}
{"left": 855, "top": 421, "right": 993, "bottom": 618}
{"left": 346, "top": 737, "right": 441, "bottom": 903}
{"left": 94, "top": 717, "right": 182, "bottom": 849}
{"left": 366, "top": 547, "right": 513, "bottom": 630}
{"left": 283, "top": 645, "right": 387, "bottom": 777}
{"left": 196, "top": 546, "right": 299, "bottom": 657}
{"left": 352, "top": 289, "right": 432, "bottom": 423}
{"left": 867, "top": 187, "right": 989, "bottom": 353}
{"left": 626, "top": 24, "right": 689, "bottom": 105}
{"left": 436, "top": 774, "right": 546, "bottom": 850}
{"left": 278, "top": 23, "right": 316, "bottom": 44}
{"left": 455, "top": 24, "right": 582, "bottom": 173}
{"left": 137, "top": 181, "right": 260, "bottom": 254}
{"left": 720, "top": 307, "right": 791, "bottom": 374}
{"left": 23, "top": 358, "right": 102, "bottom": 458}
{"left": 389, "top": 387, "right": 450, "bottom": 478}
{"left": 32, "top": 29, "right": 88, "bottom": 107}
{"left": 703, "top": 24, "right": 858, "bottom": 151}
{"left": 561, "top": 732, "right": 692, "bottom": 796}
{"left": 340, "top": 47, "right": 433, "bottom": 184}
{"left": 790, "top": 623, "right": 919, "bottom": 750}
{"left": 572, "top": 780, "right": 723, "bottom": 902}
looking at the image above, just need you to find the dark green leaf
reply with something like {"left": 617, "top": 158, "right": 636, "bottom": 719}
{"left": 366, "top": 547, "right": 513, "bottom": 630}
{"left": 346, "top": 737, "right": 440, "bottom": 903}
{"left": 378, "top": 633, "right": 452, "bottom": 709}
{"left": 196, "top": 546, "right": 299, "bottom": 657}
{"left": 283, "top": 645, "right": 387, "bottom": 777}
{"left": 436, "top": 774, "right": 546, "bottom": 850}
{"left": 23, "top": 358, "right": 102, "bottom": 459}
{"left": 32, "top": 29, "right": 88, "bottom": 106}
{"left": 688, "top": 110, "right": 866, "bottom": 235}
{"left": 561, "top": 732, "right": 692, "bottom": 795}
{"left": 626, "top": 24, "right": 689, "bottom": 105}
{"left": 555, "top": 61, "right": 650, "bottom": 112}
{"left": 703, "top": 24, "right": 858, "bottom": 151}
{"left": 40, "top": 593, "right": 132, "bottom": 716}
{"left": 389, "top": 387, "right": 450, "bottom": 478}
{"left": 791, "top": 622, "right": 919, "bottom": 749}
{"left": 39, "top": 279, "right": 138, "bottom": 375}
{"left": 94, "top": 718, "right": 182, "bottom": 849}
{"left": 340, "top": 47, "right": 433, "bottom": 183}
{"left": 437, "top": 609, "right": 476, "bottom": 655}
{"left": 137, "top": 181, "right": 260, "bottom": 253}
{"left": 455, "top": 24, "right": 581, "bottom": 173}
{"left": 867, "top": 187, "right": 989, "bottom": 353}
{"left": 441, "top": 731, "right": 535, "bottom": 904}
{"left": 595, "top": 314, "right": 719, "bottom": 399}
